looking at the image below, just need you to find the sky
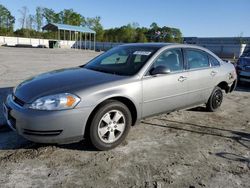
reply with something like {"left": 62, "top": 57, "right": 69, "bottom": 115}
{"left": 0, "top": 0, "right": 249, "bottom": 37}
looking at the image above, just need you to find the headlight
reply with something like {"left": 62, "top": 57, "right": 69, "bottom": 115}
{"left": 27, "top": 93, "right": 81, "bottom": 110}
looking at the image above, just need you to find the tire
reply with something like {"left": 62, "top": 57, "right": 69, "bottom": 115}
{"left": 206, "top": 86, "right": 223, "bottom": 112}
{"left": 89, "top": 100, "right": 132, "bottom": 150}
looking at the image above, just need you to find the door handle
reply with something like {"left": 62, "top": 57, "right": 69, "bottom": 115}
{"left": 178, "top": 76, "right": 187, "bottom": 82}
{"left": 211, "top": 71, "right": 217, "bottom": 76}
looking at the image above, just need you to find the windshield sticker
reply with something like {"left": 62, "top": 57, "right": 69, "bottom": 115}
{"left": 133, "top": 51, "right": 152, "bottom": 56}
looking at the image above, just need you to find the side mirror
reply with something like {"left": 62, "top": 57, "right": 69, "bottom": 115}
{"left": 150, "top": 65, "right": 171, "bottom": 75}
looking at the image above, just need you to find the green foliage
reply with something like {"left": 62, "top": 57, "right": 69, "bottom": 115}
{"left": 103, "top": 23, "right": 182, "bottom": 43}
{"left": 83, "top": 16, "right": 104, "bottom": 41}
{"left": 60, "top": 9, "right": 84, "bottom": 26}
{"left": 35, "top": 7, "right": 43, "bottom": 31}
{"left": 0, "top": 4, "right": 15, "bottom": 34}
{"left": 136, "top": 29, "right": 148, "bottom": 43}
{"left": 0, "top": 4, "right": 183, "bottom": 43}
{"left": 14, "top": 28, "right": 40, "bottom": 38}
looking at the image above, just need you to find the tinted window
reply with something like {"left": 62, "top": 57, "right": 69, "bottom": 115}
{"left": 151, "top": 49, "right": 183, "bottom": 72}
{"left": 209, "top": 55, "right": 220, "bottom": 66}
{"left": 186, "top": 49, "right": 209, "bottom": 69}
{"left": 84, "top": 46, "right": 158, "bottom": 76}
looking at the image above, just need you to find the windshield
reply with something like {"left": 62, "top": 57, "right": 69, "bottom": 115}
{"left": 84, "top": 46, "right": 159, "bottom": 76}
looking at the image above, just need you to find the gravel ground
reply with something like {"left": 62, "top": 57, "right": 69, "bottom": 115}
{"left": 0, "top": 47, "right": 249, "bottom": 188}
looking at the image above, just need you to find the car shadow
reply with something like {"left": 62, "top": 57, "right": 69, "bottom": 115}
{"left": 143, "top": 118, "right": 250, "bottom": 168}
{"left": 187, "top": 106, "right": 207, "bottom": 112}
{"left": 0, "top": 126, "right": 96, "bottom": 151}
{"left": 142, "top": 118, "right": 250, "bottom": 150}
{"left": 0, "top": 87, "right": 13, "bottom": 126}
{"left": 215, "top": 152, "right": 250, "bottom": 169}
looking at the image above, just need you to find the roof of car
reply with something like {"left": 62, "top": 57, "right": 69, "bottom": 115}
{"left": 121, "top": 43, "right": 173, "bottom": 48}
{"left": 119, "top": 43, "right": 219, "bottom": 60}
{"left": 120, "top": 43, "right": 201, "bottom": 49}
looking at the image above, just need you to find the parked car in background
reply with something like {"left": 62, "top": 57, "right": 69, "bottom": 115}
{"left": 236, "top": 50, "right": 250, "bottom": 84}
{"left": 3, "top": 43, "right": 237, "bottom": 150}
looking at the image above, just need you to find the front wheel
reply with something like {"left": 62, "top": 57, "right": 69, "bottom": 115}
{"left": 89, "top": 100, "right": 132, "bottom": 150}
{"left": 206, "top": 86, "right": 223, "bottom": 112}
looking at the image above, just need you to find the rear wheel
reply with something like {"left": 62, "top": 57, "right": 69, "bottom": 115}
{"left": 206, "top": 86, "right": 223, "bottom": 112}
{"left": 89, "top": 100, "right": 132, "bottom": 150}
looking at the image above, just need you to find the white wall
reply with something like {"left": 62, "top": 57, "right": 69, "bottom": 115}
{"left": 0, "top": 36, "right": 81, "bottom": 49}
{"left": 0, "top": 36, "right": 50, "bottom": 47}
{"left": 0, "top": 36, "right": 96, "bottom": 49}
{"left": 59, "top": 40, "right": 75, "bottom": 49}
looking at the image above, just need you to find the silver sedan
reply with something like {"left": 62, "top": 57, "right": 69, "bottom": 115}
{"left": 3, "top": 43, "right": 237, "bottom": 150}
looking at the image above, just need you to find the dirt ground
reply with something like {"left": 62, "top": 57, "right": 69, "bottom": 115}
{"left": 0, "top": 47, "right": 249, "bottom": 188}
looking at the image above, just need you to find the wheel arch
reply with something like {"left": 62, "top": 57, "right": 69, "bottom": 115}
{"left": 84, "top": 96, "right": 138, "bottom": 138}
{"left": 217, "top": 81, "right": 230, "bottom": 93}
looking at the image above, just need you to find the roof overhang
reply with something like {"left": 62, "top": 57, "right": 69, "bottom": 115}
{"left": 42, "top": 23, "right": 96, "bottom": 34}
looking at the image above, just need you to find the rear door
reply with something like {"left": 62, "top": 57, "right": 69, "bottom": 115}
{"left": 142, "top": 48, "right": 189, "bottom": 117}
{"left": 184, "top": 48, "right": 216, "bottom": 105}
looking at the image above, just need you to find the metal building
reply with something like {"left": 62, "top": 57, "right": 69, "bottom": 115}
{"left": 42, "top": 23, "right": 96, "bottom": 50}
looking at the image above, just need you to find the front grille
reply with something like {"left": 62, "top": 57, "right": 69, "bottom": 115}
{"left": 13, "top": 95, "right": 25, "bottom": 107}
{"left": 23, "top": 129, "right": 63, "bottom": 136}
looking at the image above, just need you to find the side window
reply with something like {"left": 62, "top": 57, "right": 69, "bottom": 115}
{"left": 186, "top": 49, "right": 209, "bottom": 69}
{"left": 209, "top": 55, "right": 220, "bottom": 66}
{"left": 152, "top": 49, "right": 183, "bottom": 72}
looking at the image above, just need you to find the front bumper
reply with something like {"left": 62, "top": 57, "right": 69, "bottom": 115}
{"left": 3, "top": 95, "right": 93, "bottom": 144}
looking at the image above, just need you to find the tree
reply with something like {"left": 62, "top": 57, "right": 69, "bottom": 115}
{"left": 84, "top": 16, "right": 104, "bottom": 41}
{"left": 0, "top": 5, "right": 183, "bottom": 43}
{"left": 150, "top": 22, "right": 159, "bottom": 31}
{"left": 60, "top": 9, "right": 84, "bottom": 26}
{"left": 136, "top": 29, "right": 148, "bottom": 42}
{"left": 18, "top": 6, "right": 28, "bottom": 28}
{"left": 35, "top": 7, "right": 43, "bottom": 31}
{"left": 43, "top": 8, "right": 59, "bottom": 24}
{"left": 26, "top": 14, "right": 35, "bottom": 30}
{"left": 0, "top": 4, "right": 15, "bottom": 33}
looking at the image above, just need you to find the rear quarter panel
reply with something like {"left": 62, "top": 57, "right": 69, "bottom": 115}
{"left": 217, "top": 61, "right": 236, "bottom": 85}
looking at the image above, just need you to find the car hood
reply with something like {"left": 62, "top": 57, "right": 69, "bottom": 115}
{"left": 14, "top": 67, "right": 126, "bottom": 103}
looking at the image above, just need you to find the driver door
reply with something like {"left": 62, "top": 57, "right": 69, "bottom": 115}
{"left": 142, "top": 48, "right": 189, "bottom": 117}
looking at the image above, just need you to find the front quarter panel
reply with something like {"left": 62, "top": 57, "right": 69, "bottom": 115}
{"left": 74, "top": 77, "right": 143, "bottom": 121}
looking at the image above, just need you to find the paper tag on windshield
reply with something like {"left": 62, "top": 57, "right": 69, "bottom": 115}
{"left": 133, "top": 51, "right": 152, "bottom": 56}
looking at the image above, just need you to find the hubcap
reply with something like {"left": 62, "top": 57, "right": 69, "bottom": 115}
{"left": 212, "top": 90, "right": 223, "bottom": 109}
{"left": 98, "top": 110, "right": 126, "bottom": 144}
